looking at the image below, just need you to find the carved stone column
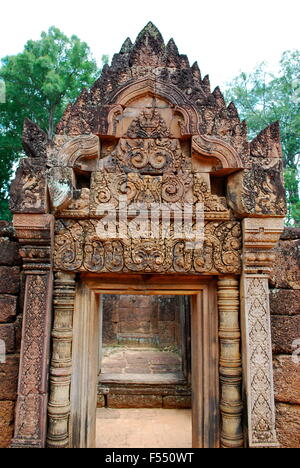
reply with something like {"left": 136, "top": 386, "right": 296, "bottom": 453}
{"left": 47, "top": 272, "right": 76, "bottom": 448}
{"left": 218, "top": 276, "right": 243, "bottom": 448}
{"left": 11, "top": 214, "right": 53, "bottom": 448}
{"left": 241, "top": 218, "right": 284, "bottom": 447}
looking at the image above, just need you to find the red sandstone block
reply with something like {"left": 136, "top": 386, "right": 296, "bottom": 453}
{"left": 0, "top": 400, "right": 14, "bottom": 425}
{"left": 158, "top": 322, "right": 175, "bottom": 344}
{"left": 107, "top": 393, "right": 162, "bottom": 408}
{"left": 0, "top": 324, "right": 15, "bottom": 353}
{"left": 118, "top": 307, "right": 152, "bottom": 322}
{"left": 97, "top": 395, "right": 105, "bottom": 408}
{"left": 276, "top": 403, "right": 300, "bottom": 448}
{"left": 0, "top": 239, "right": 21, "bottom": 266}
{"left": 14, "top": 315, "right": 23, "bottom": 353}
{"left": 271, "top": 315, "right": 300, "bottom": 354}
{"left": 118, "top": 296, "right": 132, "bottom": 308}
{"left": 119, "top": 296, "right": 152, "bottom": 309}
{"left": 102, "top": 322, "right": 118, "bottom": 344}
{"left": 162, "top": 396, "right": 191, "bottom": 409}
{"left": 0, "top": 267, "right": 20, "bottom": 294}
{"left": 0, "top": 424, "right": 14, "bottom": 448}
{"left": 270, "top": 240, "right": 300, "bottom": 290}
{"left": 0, "top": 401, "right": 15, "bottom": 448}
{"left": 119, "top": 320, "right": 151, "bottom": 334}
{"left": 273, "top": 355, "right": 300, "bottom": 405}
{"left": 270, "top": 289, "right": 300, "bottom": 316}
{"left": 0, "top": 355, "right": 20, "bottom": 400}
{"left": 124, "top": 367, "right": 149, "bottom": 374}
{"left": 0, "top": 295, "right": 17, "bottom": 323}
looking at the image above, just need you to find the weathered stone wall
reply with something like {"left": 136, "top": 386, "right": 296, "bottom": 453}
{"left": 0, "top": 221, "right": 22, "bottom": 448}
{"left": 270, "top": 227, "right": 300, "bottom": 448}
{"left": 102, "top": 295, "right": 183, "bottom": 349}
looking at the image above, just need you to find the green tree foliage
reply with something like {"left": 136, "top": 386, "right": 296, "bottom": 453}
{"left": 0, "top": 26, "right": 104, "bottom": 220}
{"left": 225, "top": 50, "right": 300, "bottom": 226}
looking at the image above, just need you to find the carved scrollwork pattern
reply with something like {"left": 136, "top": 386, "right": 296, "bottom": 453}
{"left": 107, "top": 138, "right": 190, "bottom": 174}
{"left": 54, "top": 220, "right": 242, "bottom": 274}
{"left": 194, "top": 222, "right": 242, "bottom": 274}
{"left": 54, "top": 220, "right": 84, "bottom": 270}
{"left": 162, "top": 174, "right": 185, "bottom": 203}
{"left": 173, "top": 241, "right": 193, "bottom": 273}
{"left": 104, "top": 240, "right": 125, "bottom": 272}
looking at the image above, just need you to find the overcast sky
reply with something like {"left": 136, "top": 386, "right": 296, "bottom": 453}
{"left": 0, "top": 0, "right": 299, "bottom": 89}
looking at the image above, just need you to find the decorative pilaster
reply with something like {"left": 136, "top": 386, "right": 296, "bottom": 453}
{"left": 47, "top": 272, "right": 76, "bottom": 448}
{"left": 11, "top": 214, "right": 53, "bottom": 448}
{"left": 218, "top": 276, "right": 243, "bottom": 448}
{"left": 241, "top": 218, "right": 284, "bottom": 447}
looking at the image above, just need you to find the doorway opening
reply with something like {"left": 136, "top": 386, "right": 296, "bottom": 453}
{"left": 71, "top": 275, "right": 219, "bottom": 448}
{"left": 97, "top": 294, "right": 192, "bottom": 448}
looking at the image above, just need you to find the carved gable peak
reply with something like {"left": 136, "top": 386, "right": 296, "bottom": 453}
{"left": 129, "top": 22, "right": 165, "bottom": 67}
{"left": 250, "top": 121, "right": 282, "bottom": 158}
{"left": 120, "top": 37, "right": 133, "bottom": 54}
{"left": 23, "top": 118, "right": 53, "bottom": 159}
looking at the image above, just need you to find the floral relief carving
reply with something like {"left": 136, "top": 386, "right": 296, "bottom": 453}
{"left": 99, "top": 137, "right": 190, "bottom": 175}
{"left": 54, "top": 220, "right": 84, "bottom": 270}
{"left": 54, "top": 220, "right": 242, "bottom": 275}
{"left": 13, "top": 274, "right": 49, "bottom": 444}
{"left": 246, "top": 277, "right": 278, "bottom": 445}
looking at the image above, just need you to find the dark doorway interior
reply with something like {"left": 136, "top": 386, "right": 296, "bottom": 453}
{"left": 98, "top": 294, "right": 191, "bottom": 409}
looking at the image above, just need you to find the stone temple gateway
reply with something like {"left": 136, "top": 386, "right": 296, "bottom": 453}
{"left": 8, "top": 23, "right": 287, "bottom": 448}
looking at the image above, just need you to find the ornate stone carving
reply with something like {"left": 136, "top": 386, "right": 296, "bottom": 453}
{"left": 47, "top": 167, "right": 74, "bottom": 212}
{"left": 124, "top": 238, "right": 173, "bottom": 273}
{"left": 242, "top": 161, "right": 286, "bottom": 216}
{"left": 98, "top": 138, "right": 190, "bottom": 175}
{"left": 47, "top": 272, "right": 76, "bottom": 449}
{"left": 192, "top": 135, "right": 243, "bottom": 171}
{"left": 54, "top": 220, "right": 242, "bottom": 275}
{"left": 60, "top": 189, "right": 90, "bottom": 217}
{"left": 227, "top": 160, "right": 286, "bottom": 217}
{"left": 243, "top": 218, "right": 285, "bottom": 274}
{"left": 218, "top": 277, "right": 243, "bottom": 448}
{"left": 13, "top": 275, "right": 49, "bottom": 444}
{"left": 127, "top": 108, "right": 171, "bottom": 138}
{"left": 10, "top": 159, "right": 47, "bottom": 213}
{"left": 173, "top": 241, "right": 193, "bottom": 273}
{"left": 242, "top": 276, "right": 278, "bottom": 447}
{"left": 52, "top": 135, "right": 100, "bottom": 168}
{"left": 194, "top": 173, "right": 230, "bottom": 218}
{"left": 241, "top": 217, "right": 284, "bottom": 448}
{"left": 90, "top": 171, "right": 193, "bottom": 213}
{"left": 9, "top": 22, "right": 288, "bottom": 451}
{"left": 54, "top": 220, "right": 85, "bottom": 271}
{"left": 11, "top": 214, "right": 53, "bottom": 448}
{"left": 194, "top": 222, "right": 242, "bottom": 274}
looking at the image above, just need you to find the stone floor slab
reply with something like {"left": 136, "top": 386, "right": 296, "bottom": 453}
{"left": 96, "top": 408, "right": 192, "bottom": 448}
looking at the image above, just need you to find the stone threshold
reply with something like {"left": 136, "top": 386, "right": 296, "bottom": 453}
{"left": 99, "top": 372, "right": 186, "bottom": 385}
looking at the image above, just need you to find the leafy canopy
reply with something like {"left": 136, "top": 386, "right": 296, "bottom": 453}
{"left": 225, "top": 50, "right": 300, "bottom": 226}
{"left": 0, "top": 26, "right": 104, "bottom": 219}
